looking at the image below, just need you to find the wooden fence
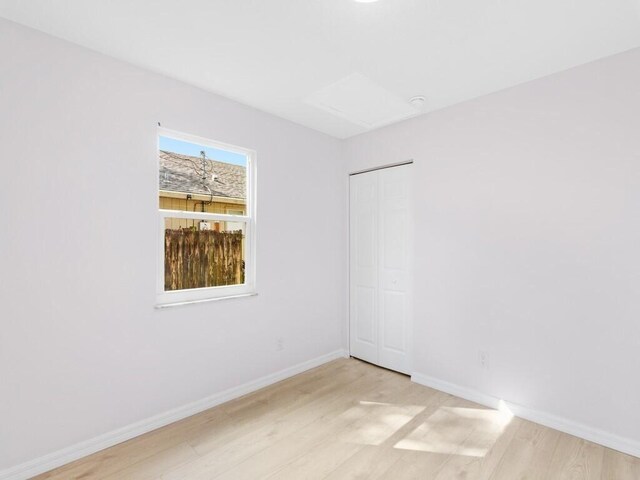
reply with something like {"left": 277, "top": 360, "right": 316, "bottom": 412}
{"left": 165, "top": 228, "right": 244, "bottom": 291}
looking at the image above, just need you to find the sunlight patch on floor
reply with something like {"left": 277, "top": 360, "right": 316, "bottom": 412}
{"left": 393, "top": 406, "right": 512, "bottom": 457}
{"left": 338, "top": 401, "right": 426, "bottom": 446}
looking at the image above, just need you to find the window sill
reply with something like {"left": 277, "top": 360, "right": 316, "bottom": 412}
{"left": 155, "top": 292, "right": 258, "bottom": 309}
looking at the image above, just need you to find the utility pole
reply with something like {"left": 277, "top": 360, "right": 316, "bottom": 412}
{"left": 200, "top": 150, "right": 207, "bottom": 213}
{"left": 200, "top": 151, "right": 207, "bottom": 185}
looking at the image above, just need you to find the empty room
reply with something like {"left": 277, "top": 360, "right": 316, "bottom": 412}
{"left": 1, "top": 1, "right": 639, "bottom": 479}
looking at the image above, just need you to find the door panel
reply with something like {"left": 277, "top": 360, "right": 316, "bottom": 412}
{"left": 383, "top": 210, "right": 408, "bottom": 269}
{"left": 350, "top": 164, "right": 412, "bottom": 374}
{"left": 355, "top": 286, "right": 376, "bottom": 344}
{"left": 378, "top": 166, "right": 412, "bottom": 373}
{"left": 382, "top": 291, "right": 405, "bottom": 352}
{"left": 349, "top": 172, "right": 378, "bottom": 364}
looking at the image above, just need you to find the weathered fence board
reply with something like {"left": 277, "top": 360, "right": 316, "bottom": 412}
{"left": 165, "top": 228, "right": 244, "bottom": 291}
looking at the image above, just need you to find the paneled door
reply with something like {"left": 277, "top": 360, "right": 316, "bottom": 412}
{"left": 349, "top": 164, "right": 412, "bottom": 374}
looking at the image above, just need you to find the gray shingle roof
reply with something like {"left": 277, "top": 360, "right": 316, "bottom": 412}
{"left": 159, "top": 150, "right": 246, "bottom": 199}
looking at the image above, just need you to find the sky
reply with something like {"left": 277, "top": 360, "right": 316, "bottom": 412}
{"left": 159, "top": 136, "right": 247, "bottom": 166}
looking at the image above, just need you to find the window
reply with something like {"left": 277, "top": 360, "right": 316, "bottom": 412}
{"left": 157, "top": 128, "right": 256, "bottom": 306}
{"left": 225, "top": 207, "right": 245, "bottom": 232}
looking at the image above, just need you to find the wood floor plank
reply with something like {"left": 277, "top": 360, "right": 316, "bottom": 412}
{"left": 488, "top": 419, "right": 562, "bottom": 480}
{"left": 601, "top": 448, "right": 640, "bottom": 480}
{"left": 263, "top": 439, "right": 362, "bottom": 480}
{"left": 99, "top": 442, "right": 198, "bottom": 480}
{"left": 321, "top": 444, "right": 405, "bottom": 480}
{"left": 430, "top": 415, "right": 524, "bottom": 480}
{"left": 32, "top": 358, "right": 633, "bottom": 480}
{"left": 546, "top": 434, "right": 605, "bottom": 480}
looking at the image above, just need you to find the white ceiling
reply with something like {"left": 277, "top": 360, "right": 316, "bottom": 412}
{"left": 1, "top": 0, "right": 640, "bottom": 138}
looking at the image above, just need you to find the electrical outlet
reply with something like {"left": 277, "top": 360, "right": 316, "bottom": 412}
{"left": 276, "top": 337, "right": 284, "bottom": 352}
{"left": 479, "top": 350, "right": 489, "bottom": 370}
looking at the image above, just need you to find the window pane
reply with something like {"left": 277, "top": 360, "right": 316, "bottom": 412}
{"left": 164, "top": 218, "right": 246, "bottom": 291}
{"left": 159, "top": 136, "right": 247, "bottom": 216}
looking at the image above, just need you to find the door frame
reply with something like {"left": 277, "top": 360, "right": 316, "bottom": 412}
{"left": 348, "top": 160, "right": 414, "bottom": 373}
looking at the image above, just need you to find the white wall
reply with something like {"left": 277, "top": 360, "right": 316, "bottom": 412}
{"left": 0, "top": 19, "right": 345, "bottom": 471}
{"left": 344, "top": 48, "right": 640, "bottom": 446}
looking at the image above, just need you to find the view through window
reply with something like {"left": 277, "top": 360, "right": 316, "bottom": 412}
{"left": 157, "top": 130, "right": 255, "bottom": 304}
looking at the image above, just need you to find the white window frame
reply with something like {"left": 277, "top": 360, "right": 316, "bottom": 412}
{"left": 156, "top": 127, "right": 257, "bottom": 307}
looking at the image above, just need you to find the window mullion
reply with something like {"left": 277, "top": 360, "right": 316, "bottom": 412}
{"left": 159, "top": 209, "right": 249, "bottom": 222}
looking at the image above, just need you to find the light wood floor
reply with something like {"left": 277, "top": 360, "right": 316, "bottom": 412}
{"left": 35, "top": 358, "right": 639, "bottom": 480}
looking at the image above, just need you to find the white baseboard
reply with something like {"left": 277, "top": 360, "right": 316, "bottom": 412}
{"left": 411, "top": 372, "right": 640, "bottom": 459}
{"left": 0, "top": 349, "right": 349, "bottom": 480}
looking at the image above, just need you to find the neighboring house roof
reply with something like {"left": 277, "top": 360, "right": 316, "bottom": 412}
{"left": 159, "top": 150, "right": 246, "bottom": 199}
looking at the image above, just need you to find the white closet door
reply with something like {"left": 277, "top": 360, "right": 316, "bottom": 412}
{"left": 377, "top": 166, "right": 412, "bottom": 373}
{"left": 349, "top": 164, "right": 412, "bottom": 374}
{"left": 349, "top": 171, "right": 379, "bottom": 364}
